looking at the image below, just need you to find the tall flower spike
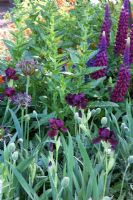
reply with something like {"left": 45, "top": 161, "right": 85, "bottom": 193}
{"left": 111, "top": 37, "right": 130, "bottom": 102}
{"left": 124, "top": 37, "right": 130, "bottom": 65}
{"left": 86, "top": 31, "right": 108, "bottom": 80}
{"left": 99, "top": 3, "right": 111, "bottom": 47}
{"left": 114, "top": 2, "right": 129, "bottom": 55}
{"left": 130, "top": 24, "right": 133, "bottom": 63}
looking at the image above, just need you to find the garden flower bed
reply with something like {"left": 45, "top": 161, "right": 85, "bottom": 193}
{"left": 1, "top": 0, "right": 133, "bottom": 199}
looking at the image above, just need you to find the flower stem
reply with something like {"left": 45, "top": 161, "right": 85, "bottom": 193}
{"left": 21, "top": 108, "right": 24, "bottom": 140}
{"left": 26, "top": 75, "right": 30, "bottom": 95}
{"left": 103, "top": 151, "right": 108, "bottom": 197}
{"left": 119, "top": 164, "right": 130, "bottom": 199}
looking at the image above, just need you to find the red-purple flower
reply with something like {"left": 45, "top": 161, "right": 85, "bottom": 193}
{"left": 111, "top": 37, "right": 130, "bottom": 102}
{"left": 99, "top": 3, "right": 111, "bottom": 47}
{"left": 86, "top": 31, "right": 108, "bottom": 79}
{"left": 92, "top": 127, "right": 118, "bottom": 149}
{"left": 5, "top": 68, "right": 18, "bottom": 80}
{"left": 48, "top": 118, "right": 67, "bottom": 138}
{"left": 5, "top": 87, "right": 16, "bottom": 97}
{"left": 66, "top": 93, "right": 88, "bottom": 109}
{"left": 48, "top": 129, "right": 58, "bottom": 138}
{"left": 114, "top": 2, "right": 129, "bottom": 55}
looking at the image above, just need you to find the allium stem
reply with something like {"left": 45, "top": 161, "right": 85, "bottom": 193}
{"left": 26, "top": 75, "right": 30, "bottom": 95}
{"left": 21, "top": 108, "right": 24, "bottom": 140}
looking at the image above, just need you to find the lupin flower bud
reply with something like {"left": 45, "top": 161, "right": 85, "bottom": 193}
{"left": 111, "top": 37, "right": 131, "bottom": 102}
{"left": 114, "top": 1, "right": 129, "bottom": 55}
{"left": 99, "top": 3, "right": 111, "bottom": 47}
{"left": 86, "top": 31, "right": 108, "bottom": 80}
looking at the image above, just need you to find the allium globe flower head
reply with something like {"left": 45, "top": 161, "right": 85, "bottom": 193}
{"left": 5, "top": 87, "right": 16, "bottom": 98}
{"left": 16, "top": 59, "right": 37, "bottom": 76}
{"left": 99, "top": 3, "right": 111, "bottom": 47}
{"left": 48, "top": 118, "right": 68, "bottom": 138}
{"left": 66, "top": 93, "right": 88, "bottom": 109}
{"left": 11, "top": 93, "right": 31, "bottom": 107}
{"left": 114, "top": 2, "right": 129, "bottom": 55}
{"left": 92, "top": 127, "right": 118, "bottom": 149}
{"left": 86, "top": 31, "right": 108, "bottom": 80}
{"left": 5, "top": 68, "right": 18, "bottom": 80}
{"left": 111, "top": 37, "right": 130, "bottom": 102}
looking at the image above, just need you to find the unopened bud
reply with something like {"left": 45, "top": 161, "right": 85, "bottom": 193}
{"left": 102, "top": 197, "right": 112, "bottom": 200}
{"left": 95, "top": 108, "right": 101, "bottom": 114}
{"left": 8, "top": 143, "right": 16, "bottom": 153}
{"left": 12, "top": 151, "right": 19, "bottom": 161}
{"left": 91, "top": 109, "right": 96, "bottom": 116}
{"left": 33, "top": 110, "right": 37, "bottom": 117}
{"left": 121, "top": 123, "right": 126, "bottom": 130}
{"left": 61, "top": 177, "right": 70, "bottom": 188}
{"left": 101, "top": 117, "right": 108, "bottom": 126}
{"left": 18, "top": 138, "right": 23, "bottom": 144}
{"left": 25, "top": 114, "right": 30, "bottom": 121}
{"left": 128, "top": 156, "right": 133, "bottom": 164}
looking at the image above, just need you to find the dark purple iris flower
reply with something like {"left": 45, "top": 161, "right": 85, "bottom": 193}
{"left": 48, "top": 118, "right": 68, "bottom": 138}
{"left": 93, "top": 127, "right": 118, "bottom": 149}
{"left": 5, "top": 68, "right": 18, "bottom": 80}
{"left": 66, "top": 93, "right": 88, "bottom": 109}
{"left": 5, "top": 87, "right": 16, "bottom": 97}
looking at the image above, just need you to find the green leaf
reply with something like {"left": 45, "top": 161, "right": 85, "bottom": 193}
{"left": 9, "top": 109, "right": 23, "bottom": 138}
{"left": 10, "top": 165, "right": 39, "bottom": 200}
{"left": 90, "top": 101, "right": 119, "bottom": 108}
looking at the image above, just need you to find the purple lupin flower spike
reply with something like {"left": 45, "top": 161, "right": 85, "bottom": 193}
{"left": 111, "top": 37, "right": 130, "bottom": 102}
{"left": 130, "top": 24, "right": 133, "bottom": 63}
{"left": 99, "top": 3, "right": 111, "bottom": 47}
{"left": 123, "top": 0, "right": 129, "bottom": 10}
{"left": 124, "top": 37, "right": 130, "bottom": 65}
{"left": 86, "top": 31, "right": 108, "bottom": 80}
{"left": 114, "top": 3, "right": 129, "bottom": 55}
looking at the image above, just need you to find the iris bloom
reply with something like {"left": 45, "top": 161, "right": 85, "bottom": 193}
{"left": 93, "top": 127, "right": 118, "bottom": 149}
